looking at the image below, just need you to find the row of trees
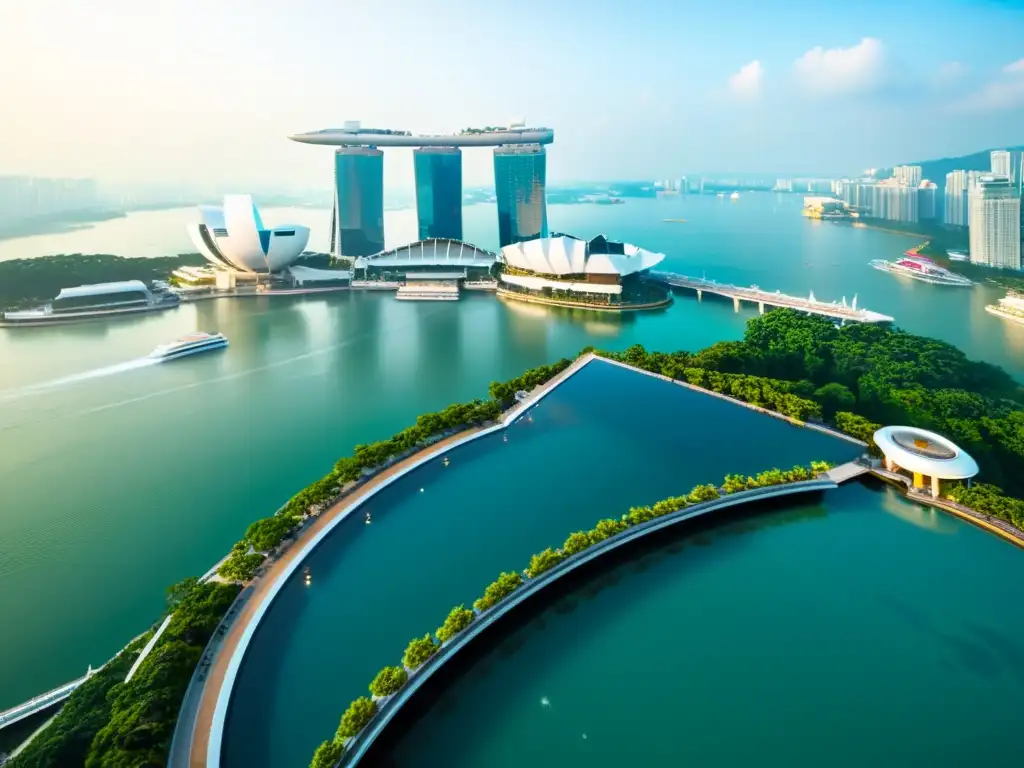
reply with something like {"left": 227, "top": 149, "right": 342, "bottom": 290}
{"left": 597, "top": 310, "right": 1024, "bottom": 495}
{"left": 307, "top": 463, "right": 831, "bottom": 767}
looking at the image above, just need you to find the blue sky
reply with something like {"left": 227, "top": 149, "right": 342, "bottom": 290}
{"left": 1, "top": 0, "right": 1022, "bottom": 190}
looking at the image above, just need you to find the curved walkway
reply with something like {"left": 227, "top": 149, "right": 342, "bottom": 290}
{"left": 175, "top": 355, "right": 592, "bottom": 768}
{"left": 341, "top": 478, "right": 838, "bottom": 766}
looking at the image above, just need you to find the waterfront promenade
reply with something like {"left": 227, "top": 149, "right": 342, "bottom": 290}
{"left": 175, "top": 354, "right": 593, "bottom": 768}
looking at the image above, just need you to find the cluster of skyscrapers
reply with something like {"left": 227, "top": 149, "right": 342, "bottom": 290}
{"left": 946, "top": 150, "right": 1022, "bottom": 270}
{"left": 0, "top": 176, "right": 100, "bottom": 224}
{"left": 289, "top": 121, "right": 553, "bottom": 258}
{"left": 835, "top": 167, "right": 938, "bottom": 227}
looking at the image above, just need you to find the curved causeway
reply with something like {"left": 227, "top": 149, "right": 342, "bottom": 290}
{"left": 207, "top": 357, "right": 864, "bottom": 768}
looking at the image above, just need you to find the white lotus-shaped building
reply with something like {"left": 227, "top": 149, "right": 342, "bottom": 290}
{"left": 187, "top": 195, "right": 310, "bottom": 273}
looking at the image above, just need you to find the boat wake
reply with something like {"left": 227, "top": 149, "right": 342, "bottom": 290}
{"left": 0, "top": 357, "right": 159, "bottom": 401}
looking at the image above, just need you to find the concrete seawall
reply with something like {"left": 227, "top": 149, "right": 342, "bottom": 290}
{"left": 340, "top": 477, "right": 837, "bottom": 766}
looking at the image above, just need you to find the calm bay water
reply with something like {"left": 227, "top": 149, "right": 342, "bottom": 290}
{"left": 0, "top": 194, "right": 1021, "bottom": 722}
{"left": 386, "top": 481, "right": 1024, "bottom": 768}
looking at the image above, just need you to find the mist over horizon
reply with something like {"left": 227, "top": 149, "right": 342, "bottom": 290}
{"left": 2, "top": 0, "right": 1023, "bottom": 193}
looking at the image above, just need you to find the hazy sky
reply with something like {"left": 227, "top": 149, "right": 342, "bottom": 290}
{"left": 2, "top": 0, "right": 1023, "bottom": 191}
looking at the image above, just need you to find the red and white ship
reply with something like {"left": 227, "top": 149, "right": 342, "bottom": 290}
{"left": 869, "top": 253, "right": 974, "bottom": 287}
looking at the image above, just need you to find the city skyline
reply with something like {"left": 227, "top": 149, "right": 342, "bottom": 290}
{"left": 2, "top": 0, "right": 1023, "bottom": 191}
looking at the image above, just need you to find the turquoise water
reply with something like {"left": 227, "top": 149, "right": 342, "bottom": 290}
{"left": 221, "top": 360, "right": 862, "bottom": 768}
{"left": 1, "top": 194, "right": 1021, "bottom": 713}
{"left": 386, "top": 481, "right": 1024, "bottom": 768}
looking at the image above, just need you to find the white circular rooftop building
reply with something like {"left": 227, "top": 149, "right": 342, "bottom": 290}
{"left": 873, "top": 426, "right": 979, "bottom": 496}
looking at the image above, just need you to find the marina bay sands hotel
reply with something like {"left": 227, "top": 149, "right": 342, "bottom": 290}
{"left": 288, "top": 121, "right": 554, "bottom": 257}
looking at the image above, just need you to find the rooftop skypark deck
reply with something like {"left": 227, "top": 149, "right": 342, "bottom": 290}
{"left": 288, "top": 125, "right": 554, "bottom": 147}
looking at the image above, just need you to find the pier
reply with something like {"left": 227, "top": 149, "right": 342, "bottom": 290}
{"left": 0, "top": 668, "right": 97, "bottom": 731}
{"left": 648, "top": 271, "right": 893, "bottom": 324}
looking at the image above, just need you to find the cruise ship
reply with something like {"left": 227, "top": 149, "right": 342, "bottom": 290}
{"left": 869, "top": 254, "right": 974, "bottom": 287}
{"left": 149, "top": 332, "right": 228, "bottom": 361}
{"left": 1, "top": 280, "right": 180, "bottom": 326}
{"left": 985, "top": 293, "right": 1024, "bottom": 327}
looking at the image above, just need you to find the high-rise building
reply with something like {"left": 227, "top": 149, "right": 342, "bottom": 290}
{"left": 893, "top": 165, "right": 922, "bottom": 187}
{"left": 918, "top": 181, "right": 937, "bottom": 220}
{"left": 413, "top": 147, "right": 463, "bottom": 241}
{"left": 945, "top": 170, "right": 970, "bottom": 226}
{"left": 494, "top": 144, "right": 548, "bottom": 248}
{"left": 991, "top": 150, "right": 1012, "bottom": 179}
{"left": 969, "top": 175, "right": 1021, "bottom": 270}
{"left": 331, "top": 147, "right": 385, "bottom": 257}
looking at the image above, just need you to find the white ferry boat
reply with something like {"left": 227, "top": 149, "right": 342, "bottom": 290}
{"left": 946, "top": 250, "right": 969, "bottom": 262}
{"left": 149, "top": 332, "right": 228, "bottom": 361}
{"left": 985, "top": 293, "right": 1024, "bottom": 327}
{"left": 869, "top": 254, "right": 974, "bottom": 287}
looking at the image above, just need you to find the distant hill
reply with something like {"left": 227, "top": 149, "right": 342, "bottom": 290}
{"left": 880, "top": 146, "right": 1024, "bottom": 183}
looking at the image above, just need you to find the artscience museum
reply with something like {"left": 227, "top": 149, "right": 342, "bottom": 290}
{"left": 188, "top": 195, "right": 310, "bottom": 274}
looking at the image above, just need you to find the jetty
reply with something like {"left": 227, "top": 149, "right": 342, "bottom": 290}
{"left": 648, "top": 271, "right": 893, "bottom": 324}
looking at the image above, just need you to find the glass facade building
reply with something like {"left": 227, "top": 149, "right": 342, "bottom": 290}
{"left": 332, "top": 147, "right": 385, "bottom": 257}
{"left": 494, "top": 144, "right": 548, "bottom": 248}
{"left": 413, "top": 148, "right": 463, "bottom": 241}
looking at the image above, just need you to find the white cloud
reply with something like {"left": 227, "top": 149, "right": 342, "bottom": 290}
{"left": 728, "top": 60, "right": 763, "bottom": 100}
{"left": 938, "top": 61, "right": 965, "bottom": 80}
{"left": 793, "top": 37, "right": 885, "bottom": 95}
{"left": 1003, "top": 58, "right": 1024, "bottom": 75}
{"left": 954, "top": 58, "right": 1024, "bottom": 113}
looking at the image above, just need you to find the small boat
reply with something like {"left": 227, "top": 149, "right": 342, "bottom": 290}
{"left": 365, "top": 511, "right": 372, "bottom": 524}
{"left": 947, "top": 250, "right": 969, "bottom": 262}
{"left": 303, "top": 566, "right": 312, "bottom": 586}
{"left": 869, "top": 255, "right": 974, "bottom": 287}
{"left": 149, "top": 332, "right": 228, "bottom": 361}
{"left": 729, "top": 192, "right": 740, "bottom": 200}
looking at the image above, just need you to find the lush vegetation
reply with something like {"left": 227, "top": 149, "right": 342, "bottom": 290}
{"left": 368, "top": 666, "right": 407, "bottom": 698}
{"left": 309, "top": 463, "right": 831, "bottom": 766}
{"left": 84, "top": 579, "right": 240, "bottom": 767}
{"left": 0, "top": 253, "right": 205, "bottom": 310}
{"left": 402, "top": 635, "right": 438, "bottom": 669}
{"left": 488, "top": 358, "right": 573, "bottom": 405}
{"left": 435, "top": 606, "right": 474, "bottom": 644}
{"left": 945, "top": 483, "right": 1024, "bottom": 529}
{"left": 7, "top": 640, "right": 146, "bottom": 768}
{"left": 598, "top": 311, "right": 1024, "bottom": 495}
{"left": 335, "top": 697, "right": 377, "bottom": 740}
{"left": 10, "top": 578, "right": 239, "bottom": 768}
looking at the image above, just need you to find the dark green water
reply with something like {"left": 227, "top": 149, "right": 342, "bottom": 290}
{"left": 222, "top": 360, "right": 863, "bottom": 768}
{"left": 386, "top": 481, "right": 1024, "bottom": 768}
{"left": 0, "top": 194, "right": 1021, "bottom": 718}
